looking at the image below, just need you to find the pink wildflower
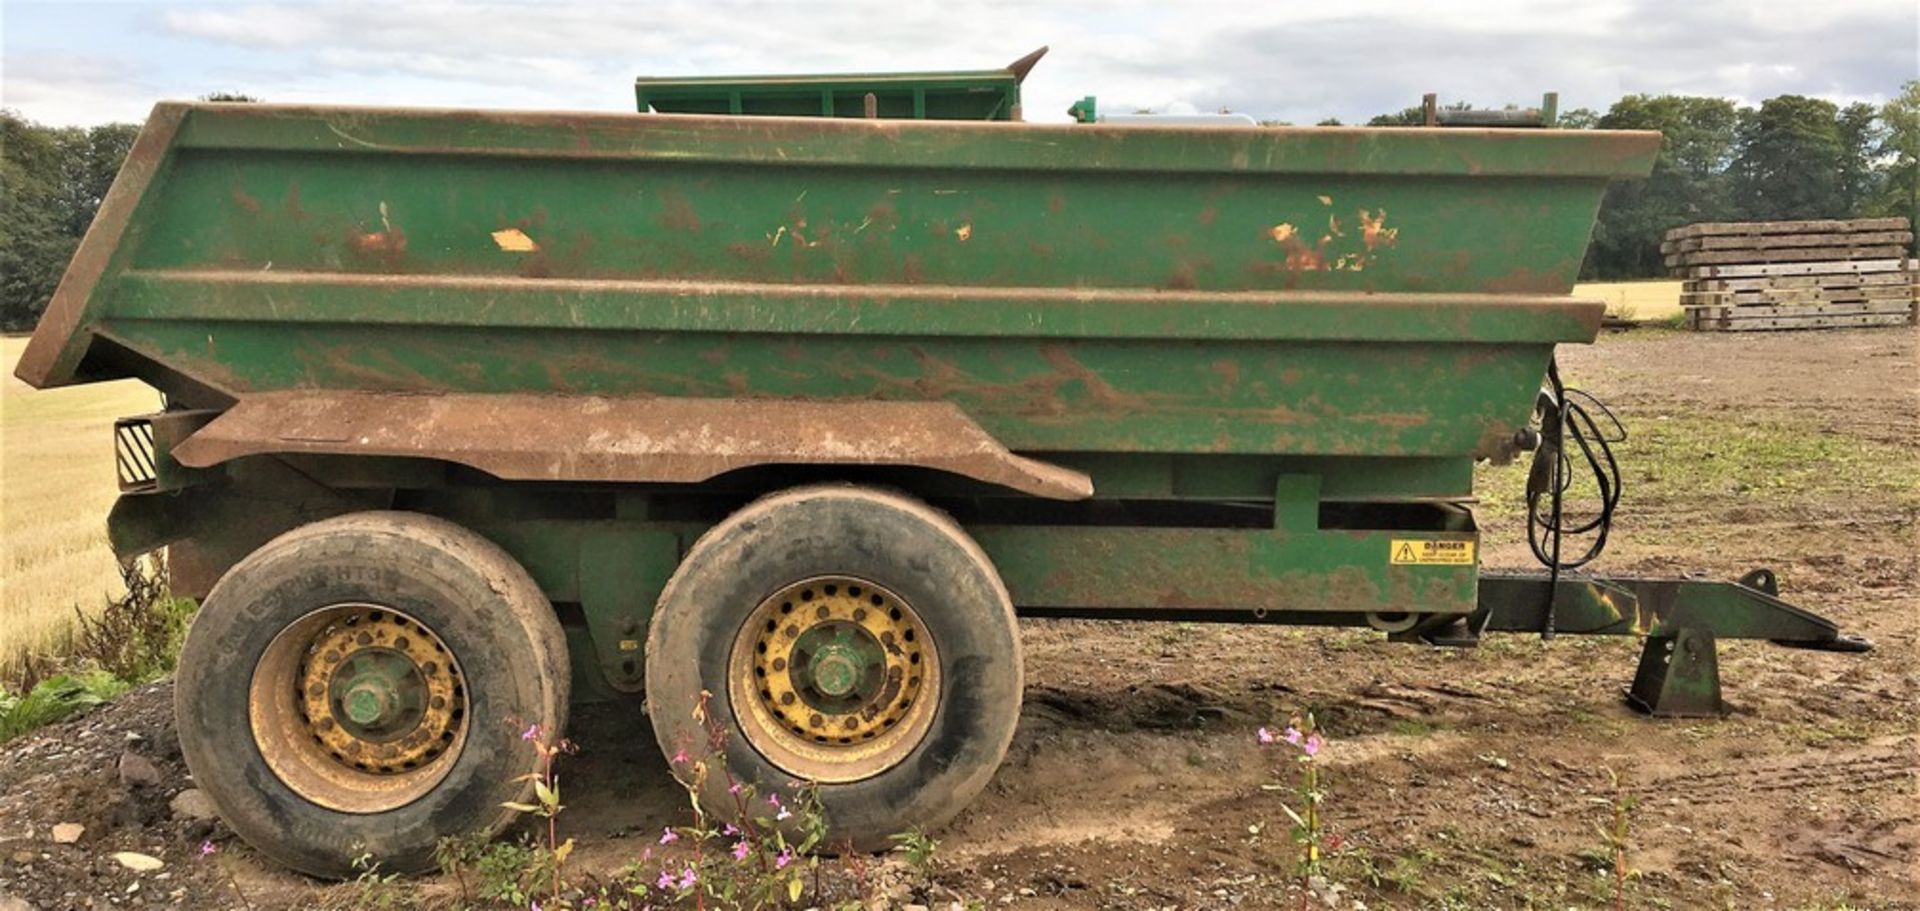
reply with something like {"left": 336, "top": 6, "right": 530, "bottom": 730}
{"left": 1283, "top": 727, "right": 1303, "bottom": 746}
{"left": 775, "top": 848, "right": 795, "bottom": 870}
{"left": 722, "top": 823, "right": 739, "bottom": 836}
{"left": 731, "top": 839, "right": 751, "bottom": 860}
{"left": 198, "top": 840, "right": 216, "bottom": 858}
{"left": 1302, "top": 733, "right": 1324, "bottom": 757}
{"left": 1257, "top": 727, "right": 1275, "bottom": 744}
{"left": 767, "top": 793, "right": 782, "bottom": 809}
{"left": 677, "top": 867, "right": 698, "bottom": 889}
{"left": 670, "top": 747, "right": 689, "bottom": 766}
{"left": 659, "top": 827, "right": 678, "bottom": 845}
{"left": 521, "top": 723, "right": 541, "bottom": 742}
{"left": 728, "top": 781, "right": 743, "bottom": 795}
{"left": 656, "top": 869, "right": 675, "bottom": 890}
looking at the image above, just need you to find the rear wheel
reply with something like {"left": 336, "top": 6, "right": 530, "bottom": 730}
{"left": 646, "top": 485, "right": 1022, "bottom": 849}
{"left": 175, "top": 512, "right": 568, "bottom": 878}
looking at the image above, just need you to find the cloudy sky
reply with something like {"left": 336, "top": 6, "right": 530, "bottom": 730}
{"left": 3, "top": 0, "right": 1916, "bottom": 127}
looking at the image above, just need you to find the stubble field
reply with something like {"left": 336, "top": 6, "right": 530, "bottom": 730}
{"left": 0, "top": 335, "right": 159, "bottom": 684}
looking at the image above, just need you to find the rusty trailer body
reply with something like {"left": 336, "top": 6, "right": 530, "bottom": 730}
{"left": 14, "top": 71, "right": 1866, "bottom": 878}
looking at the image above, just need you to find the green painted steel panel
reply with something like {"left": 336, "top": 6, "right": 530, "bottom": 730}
{"left": 18, "top": 103, "right": 1666, "bottom": 467}
{"left": 972, "top": 525, "right": 1478, "bottom": 616}
{"left": 634, "top": 48, "right": 1045, "bottom": 121}
{"left": 19, "top": 102, "right": 1657, "bottom": 467}
{"left": 636, "top": 69, "right": 1022, "bottom": 121}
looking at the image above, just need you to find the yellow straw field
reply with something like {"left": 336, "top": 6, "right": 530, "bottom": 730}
{"left": 1573, "top": 279, "right": 1684, "bottom": 322}
{"left": 0, "top": 336, "right": 160, "bottom": 682}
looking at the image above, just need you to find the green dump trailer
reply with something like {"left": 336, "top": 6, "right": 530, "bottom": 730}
{"left": 15, "top": 56, "right": 1868, "bottom": 878}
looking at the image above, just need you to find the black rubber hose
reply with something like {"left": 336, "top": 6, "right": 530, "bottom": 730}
{"left": 1525, "top": 357, "right": 1625, "bottom": 638}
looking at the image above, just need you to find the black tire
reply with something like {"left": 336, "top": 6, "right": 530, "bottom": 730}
{"left": 175, "top": 511, "right": 568, "bottom": 878}
{"left": 645, "top": 484, "right": 1022, "bottom": 850}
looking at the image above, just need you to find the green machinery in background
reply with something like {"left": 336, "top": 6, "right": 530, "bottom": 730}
{"left": 16, "top": 50, "right": 1867, "bottom": 879}
{"left": 636, "top": 46, "right": 1048, "bottom": 120}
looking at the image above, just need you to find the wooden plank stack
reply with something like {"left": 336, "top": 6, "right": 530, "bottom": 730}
{"left": 1664, "top": 217, "right": 1918, "bottom": 331}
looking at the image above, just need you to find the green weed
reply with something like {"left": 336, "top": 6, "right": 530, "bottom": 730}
{"left": 1593, "top": 767, "right": 1640, "bottom": 911}
{"left": 0, "top": 555, "right": 191, "bottom": 743}
{"left": 889, "top": 827, "right": 939, "bottom": 874}
{"left": 70, "top": 555, "right": 195, "bottom": 687}
{"left": 344, "top": 851, "right": 414, "bottom": 910}
{"left": 1258, "top": 713, "right": 1333, "bottom": 910}
{"left": 0, "top": 668, "right": 128, "bottom": 742}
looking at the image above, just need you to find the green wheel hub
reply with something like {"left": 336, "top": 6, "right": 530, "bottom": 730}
{"left": 791, "top": 625, "right": 885, "bottom": 707}
{"left": 330, "top": 648, "right": 427, "bottom": 738}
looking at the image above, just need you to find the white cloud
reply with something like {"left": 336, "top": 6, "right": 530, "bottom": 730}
{"left": 5, "top": 0, "right": 1915, "bottom": 126}
{"left": 160, "top": 4, "right": 332, "bottom": 48}
{"left": 1, "top": 52, "right": 158, "bottom": 124}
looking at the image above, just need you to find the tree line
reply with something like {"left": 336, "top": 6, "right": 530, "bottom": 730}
{"left": 1574, "top": 84, "right": 1917, "bottom": 278}
{"left": 1, "top": 118, "right": 139, "bottom": 330}
{"left": 2, "top": 84, "right": 1916, "bottom": 329}
{"left": 1357, "top": 82, "right": 1918, "bottom": 278}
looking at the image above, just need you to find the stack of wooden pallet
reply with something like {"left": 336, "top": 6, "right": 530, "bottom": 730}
{"left": 1665, "top": 217, "right": 1918, "bottom": 331}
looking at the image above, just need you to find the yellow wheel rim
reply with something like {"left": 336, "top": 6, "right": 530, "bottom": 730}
{"left": 728, "top": 576, "right": 939, "bottom": 782}
{"left": 249, "top": 605, "right": 468, "bottom": 813}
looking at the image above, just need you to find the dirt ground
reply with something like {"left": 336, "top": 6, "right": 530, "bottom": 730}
{"left": 1, "top": 327, "right": 1915, "bottom": 910}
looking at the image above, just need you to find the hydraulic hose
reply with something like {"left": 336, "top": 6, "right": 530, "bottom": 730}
{"left": 1525, "top": 357, "right": 1625, "bottom": 639}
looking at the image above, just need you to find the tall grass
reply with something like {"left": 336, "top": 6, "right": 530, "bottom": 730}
{"left": 1, "top": 335, "right": 161, "bottom": 687}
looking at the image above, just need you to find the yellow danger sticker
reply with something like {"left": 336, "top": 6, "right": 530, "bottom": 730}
{"left": 1390, "top": 539, "right": 1476, "bottom": 566}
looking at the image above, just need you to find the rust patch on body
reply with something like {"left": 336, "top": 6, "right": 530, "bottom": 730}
{"left": 1353, "top": 411, "right": 1430, "bottom": 429}
{"left": 658, "top": 191, "right": 702, "bottom": 233}
{"left": 517, "top": 254, "right": 553, "bottom": 279}
{"left": 348, "top": 201, "right": 407, "bottom": 264}
{"left": 1358, "top": 208, "right": 1399, "bottom": 250}
{"left": 172, "top": 391, "right": 1094, "bottom": 500}
{"left": 283, "top": 182, "right": 306, "bottom": 220}
{"left": 1482, "top": 263, "right": 1577, "bottom": 294}
{"left": 350, "top": 229, "right": 407, "bottom": 255}
{"left": 1037, "top": 345, "right": 1153, "bottom": 412}
{"left": 1210, "top": 360, "right": 1241, "bottom": 385}
{"left": 1261, "top": 207, "right": 1398, "bottom": 273}
{"left": 726, "top": 241, "right": 771, "bottom": 263}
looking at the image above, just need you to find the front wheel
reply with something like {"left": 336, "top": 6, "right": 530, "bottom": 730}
{"left": 175, "top": 512, "right": 569, "bottom": 877}
{"left": 645, "top": 485, "right": 1022, "bottom": 849}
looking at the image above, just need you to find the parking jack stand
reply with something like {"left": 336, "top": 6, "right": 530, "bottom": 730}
{"left": 1626, "top": 627, "right": 1724, "bottom": 717}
